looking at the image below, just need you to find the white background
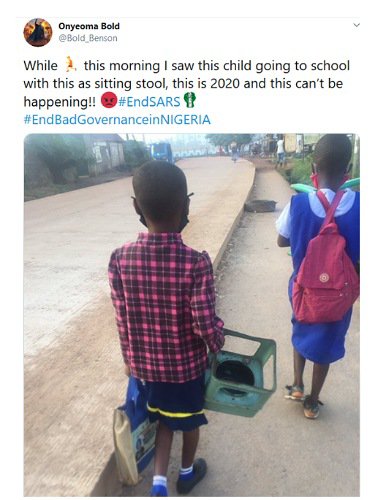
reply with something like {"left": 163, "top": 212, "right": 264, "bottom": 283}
{"left": 4, "top": 1, "right": 373, "bottom": 497}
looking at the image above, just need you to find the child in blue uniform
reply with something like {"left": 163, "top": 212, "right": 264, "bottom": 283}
{"left": 276, "top": 134, "right": 360, "bottom": 419}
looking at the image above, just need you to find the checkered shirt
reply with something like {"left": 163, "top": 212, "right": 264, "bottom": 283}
{"left": 108, "top": 232, "right": 225, "bottom": 383}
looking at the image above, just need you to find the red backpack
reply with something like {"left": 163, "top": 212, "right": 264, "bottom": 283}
{"left": 292, "top": 190, "right": 359, "bottom": 323}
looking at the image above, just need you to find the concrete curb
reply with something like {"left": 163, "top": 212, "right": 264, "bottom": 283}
{"left": 212, "top": 161, "right": 255, "bottom": 271}
{"left": 212, "top": 166, "right": 255, "bottom": 272}
{"left": 90, "top": 161, "right": 256, "bottom": 496}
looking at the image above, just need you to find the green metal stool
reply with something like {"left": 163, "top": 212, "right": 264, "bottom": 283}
{"left": 291, "top": 177, "right": 360, "bottom": 194}
{"left": 204, "top": 329, "right": 277, "bottom": 417}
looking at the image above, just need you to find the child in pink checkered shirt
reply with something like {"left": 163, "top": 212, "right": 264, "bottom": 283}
{"left": 109, "top": 160, "right": 224, "bottom": 496}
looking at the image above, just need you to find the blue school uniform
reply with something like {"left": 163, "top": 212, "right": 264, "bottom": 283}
{"left": 279, "top": 189, "right": 360, "bottom": 364}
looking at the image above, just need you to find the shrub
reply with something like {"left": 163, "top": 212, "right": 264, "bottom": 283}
{"left": 25, "top": 134, "right": 94, "bottom": 184}
{"left": 122, "top": 140, "right": 150, "bottom": 172}
{"left": 279, "top": 155, "right": 313, "bottom": 185}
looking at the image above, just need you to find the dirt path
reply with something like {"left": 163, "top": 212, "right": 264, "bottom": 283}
{"left": 116, "top": 165, "right": 359, "bottom": 497}
{"left": 212, "top": 166, "right": 359, "bottom": 496}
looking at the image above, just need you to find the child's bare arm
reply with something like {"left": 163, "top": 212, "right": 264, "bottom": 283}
{"left": 276, "top": 201, "right": 291, "bottom": 246}
{"left": 277, "top": 234, "right": 290, "bottom": 247}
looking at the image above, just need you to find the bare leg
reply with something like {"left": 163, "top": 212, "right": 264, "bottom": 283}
{"left": 154, "top": 421, "right": 174, "bottom": 476}
{"left": 293, "top": 348, "right": 306, "bottom": 388}
{"left": 310, "top": 362, "right": 330, "bottom": 404}
{"left": 182, "top": 428, "right": 199, "bottom": 468}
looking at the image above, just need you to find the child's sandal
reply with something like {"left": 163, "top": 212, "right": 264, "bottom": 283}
{"left": 284, "top": 384, "right": 305, "bottom": 401}
{"left": 303, "top": 395, "right": 323, "bottom": 419}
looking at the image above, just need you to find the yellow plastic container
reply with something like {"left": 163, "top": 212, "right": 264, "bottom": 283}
{"left": 204, "top": 329, "right": 277, "bottom": 417}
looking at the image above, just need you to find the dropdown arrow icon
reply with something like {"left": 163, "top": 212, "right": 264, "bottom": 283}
{"left": 353, "top": 23, "right": 360, "bottom": 27}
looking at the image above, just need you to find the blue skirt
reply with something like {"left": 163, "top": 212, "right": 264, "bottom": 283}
{"left": 144, "top": 375, "right": 208, "bottom": 431}
{"left": 291, "top": 308, "right": 353, "bottom": 364}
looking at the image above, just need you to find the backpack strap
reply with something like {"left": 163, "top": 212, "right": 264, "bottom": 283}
{"left": 316, "top": 189, "right": 345, "bottom": 227}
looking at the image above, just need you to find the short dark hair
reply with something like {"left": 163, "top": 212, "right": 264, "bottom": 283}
{"left": 133, "top": 161, "right": 187, "bottom": 222}
{"left": 313, "top": 134, "right": 352, "bottom": 175}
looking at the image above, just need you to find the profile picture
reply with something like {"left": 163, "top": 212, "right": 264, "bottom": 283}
{"left": 24, "top": 18, "right": 53, "bottom": 47}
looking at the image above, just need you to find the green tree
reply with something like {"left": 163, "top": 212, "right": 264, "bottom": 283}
{"left": 206, "top": 134, "right": 254, "bottom": 147}
{"left": 122, "top": 140, "right": 150, "bottom": 172}
{"left": 25, "top": 134, "right": 94, "bottom": 184}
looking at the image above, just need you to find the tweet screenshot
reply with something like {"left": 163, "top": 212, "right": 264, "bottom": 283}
{"left": 12, "top": 2, "right": 369, "bottom": 498}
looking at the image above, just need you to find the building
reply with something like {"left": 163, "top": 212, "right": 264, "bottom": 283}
{"left": 82, "top": 134, "right": 126, "bottom": 176}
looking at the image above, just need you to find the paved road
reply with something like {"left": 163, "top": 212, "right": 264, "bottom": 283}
{"left": 24, "top": 157, "right": 251, "bottom": 357}
{"left": 24, "top": 157, "right": 254, "bottom": 496}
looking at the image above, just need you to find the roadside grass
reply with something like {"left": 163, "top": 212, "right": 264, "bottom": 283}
{"left": 279, "top": 154, "right": 360, "bottom": 189}
{"left": 279, "top": 155, "right": 313, "bottom": 185}
{"left": 24, "top": 170, "right": 132, "bottom": 202}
